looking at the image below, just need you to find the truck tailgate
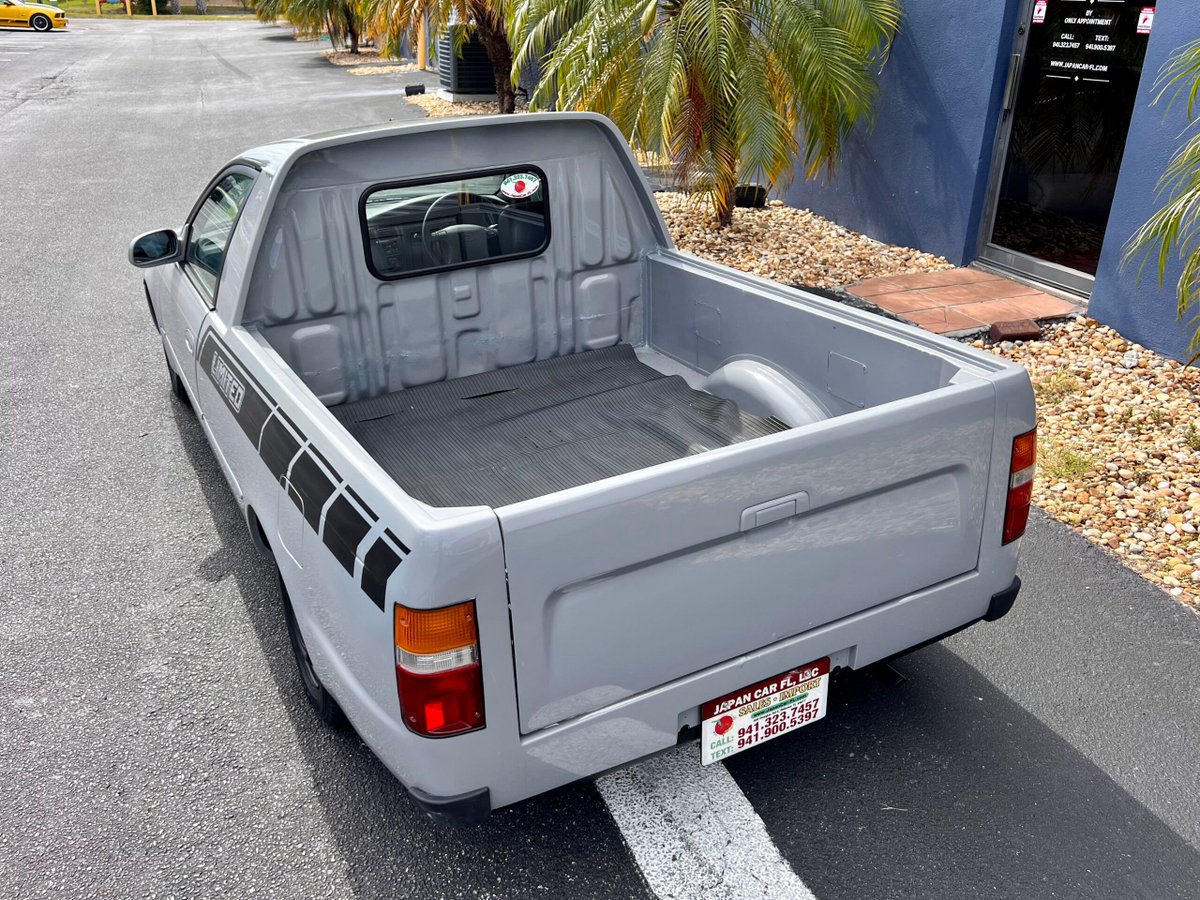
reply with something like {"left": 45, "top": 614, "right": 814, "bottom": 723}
{"left": 497, "top": 380, "right": 995, "bottom": 733}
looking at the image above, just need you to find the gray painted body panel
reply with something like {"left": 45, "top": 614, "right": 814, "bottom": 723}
{"left": 139, "top": 113, "right": 1035, "bottom": 811}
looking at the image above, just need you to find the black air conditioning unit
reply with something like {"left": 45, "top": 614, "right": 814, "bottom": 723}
{"left": 437, "top": 26, "right": 495, "bottom": 96}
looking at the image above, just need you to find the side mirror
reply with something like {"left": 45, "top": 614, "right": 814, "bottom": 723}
{"left": 129, "top": 229, "right": 183, "bottom": 268}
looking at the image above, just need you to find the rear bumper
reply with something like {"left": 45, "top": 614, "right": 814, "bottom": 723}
{"left": 356, "top": 566, "right": 1021, "bottom": 817}
{"left": 408, "top": 785, "right": 491, "bottom": 826}
{"left": 985, "top": 576, "right": 1021, "bottom": 621}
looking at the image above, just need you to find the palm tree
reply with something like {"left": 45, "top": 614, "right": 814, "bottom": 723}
{"left": 1126, "top": 38, "right": 1200, "bottom": 363}
{"left": 509, "top": 0, "right": 900, "bottom": 226}
{"left": 362, "top": 0, "right": 519, "bottom": 112}
{"left": 255, "top": 0, "right": 365, "bottom": 54}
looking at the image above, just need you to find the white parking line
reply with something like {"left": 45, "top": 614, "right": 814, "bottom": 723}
{"left": 597, "top": 746, "right": 816, "bottom": 900}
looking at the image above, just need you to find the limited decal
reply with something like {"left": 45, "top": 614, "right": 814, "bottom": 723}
{"left": 500, "top": 172, "right": 541, "bottom": 200}
{"left": 211, "top": 353, "right": 246, "bottom": 412}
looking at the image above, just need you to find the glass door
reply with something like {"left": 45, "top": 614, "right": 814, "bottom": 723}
{"left": 978, "top": 0, "right": 1154, "bottom": 295}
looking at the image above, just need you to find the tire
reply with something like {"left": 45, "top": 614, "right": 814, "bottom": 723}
{"left": 280, "top": 570, "right": 347, "bottom": 728}
{"left": 164, "top": 349, "right": 189, "bottom": 405}
{"left": 30, "top": 14, "right": 52, "bottom": 31}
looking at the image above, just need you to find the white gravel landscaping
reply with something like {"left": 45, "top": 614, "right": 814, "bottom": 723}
{"left": 407, "top": 93, "right": 518, "bottom": 116}
{"left": 975, "top": 320, "right": 1200, "bottom": 610}
{"left": 312, "top": 48, "right": 417, "bottom": 76}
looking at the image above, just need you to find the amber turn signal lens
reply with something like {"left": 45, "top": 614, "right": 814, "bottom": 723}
{"left": 395, "top": 600, "right": 478, "bottom": 655}
{"left": 1011, "top": 429, "right": 1037, "bottom": 475}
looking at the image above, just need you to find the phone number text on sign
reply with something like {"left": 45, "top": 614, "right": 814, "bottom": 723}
{"left": 701, "top": 658, "right": 831, "bottom": 765}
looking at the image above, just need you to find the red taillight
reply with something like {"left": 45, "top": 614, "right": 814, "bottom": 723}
{"left": 396, "top": 663, "right": 485, "bottom": 736}
{"left": 1002, "top": 428, "right": 1037, "bottom": 545}
{"left": 394, "top": 601, "right": 485, "bottom": 737}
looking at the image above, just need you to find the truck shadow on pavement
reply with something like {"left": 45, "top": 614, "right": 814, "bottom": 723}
{"left": 728, "top": 645, "right": 1200, "bottom": 900}
{"left": 169, "top": 403, "right": 654, "bottom": 900}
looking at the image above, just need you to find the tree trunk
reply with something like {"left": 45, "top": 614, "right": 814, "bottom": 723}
{"left": 344, "top": 7, "right": 359, "bottom": 54}
{"left": 469, "top": 6, "right": 515, "bottom": 114}
{"left": 715, "top": 199, "right": 734, "bottom": 227}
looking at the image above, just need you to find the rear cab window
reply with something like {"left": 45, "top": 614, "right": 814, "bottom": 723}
{"left": 361, "top": 168, "right": 549, "bottom": 279}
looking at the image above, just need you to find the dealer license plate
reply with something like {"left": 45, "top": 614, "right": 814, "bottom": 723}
{"left": 700, "top": 658, "right": 830, "bottom": 765}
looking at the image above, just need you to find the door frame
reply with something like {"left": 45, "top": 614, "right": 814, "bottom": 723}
{"left": 975, "top": 0, "right": 1097, "bottom": 298}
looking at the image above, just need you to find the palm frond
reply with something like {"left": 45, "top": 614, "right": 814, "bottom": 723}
{"left": 1125, "top": 39, "right": 1200, "bottom": 363}
{"left": 510, "top": 0, "right": 899, "bottom": 223}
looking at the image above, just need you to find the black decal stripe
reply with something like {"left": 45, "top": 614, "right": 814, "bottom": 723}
{"left": 288, "top": 450, "right": 337, "bottom": 532}
{"left": 322, "top": 493, "right": 374, "bottom": 576}
{"left": 260, "top": 413, "right": 302, "bottom": 482}
{"left": 343, "top": 484, "right": 376, "bottom": 522}
{"left": 239, "top": 387, "right": 273, "bottom": 447}
{"left": 198, "top": 329, "right": 413, "bottom": 608}
{"left": 275, "top": 407, "right": 300, "bottom": 436}
{"left": 385, "top": 527, "right": 411, "bottom": 557}
{"left": 361, "top": 535, "right": 404, "bottom": 611}
{"left": 308, "top": 444, "right": 333, "bottom": 472}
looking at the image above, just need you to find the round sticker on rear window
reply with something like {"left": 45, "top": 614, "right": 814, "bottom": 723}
{"left": 500, "top": 172, "right": 541, "bottom": 199}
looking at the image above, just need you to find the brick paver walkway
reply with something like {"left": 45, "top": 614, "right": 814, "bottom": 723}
{"left": 850, "top": 268, "right": 1081, "bottom": 334}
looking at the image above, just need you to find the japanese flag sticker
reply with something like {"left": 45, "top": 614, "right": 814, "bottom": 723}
{"left": 501, "top": 172, "right": 541, "bottom": 199}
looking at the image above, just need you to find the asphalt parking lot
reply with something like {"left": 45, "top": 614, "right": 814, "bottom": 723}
{"left": 2, "top": 20, "right": 1199, "bottom": 900}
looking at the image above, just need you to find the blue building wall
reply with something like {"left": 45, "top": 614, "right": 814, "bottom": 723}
{"left": 782, "top": 0, "right": 1021, "bottom": 266}
{"left": 1088, "top": 1, "right": 1200, "bottom": 362}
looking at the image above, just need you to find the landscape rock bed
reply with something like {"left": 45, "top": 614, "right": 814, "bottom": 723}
{"left": 656, "top": 193, "right": 953, "bottom": 288}
{"left": 407, "top": 94, "right": 523, "bottom": 117}
{"left": 322, "top": 48, "right": 411, "bottom": 69}
{"left": 975, "top": 319, "right": 1200, "bottom": 609}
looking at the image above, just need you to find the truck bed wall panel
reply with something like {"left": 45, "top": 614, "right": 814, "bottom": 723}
{"left": 242, "top": 122, "right": 660, "bottom": 405}
{"left": 648, "top": 253, "right": 958, "bottom": 411}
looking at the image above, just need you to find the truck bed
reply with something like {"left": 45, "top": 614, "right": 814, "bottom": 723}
{"left": 331, "top": 344, "right": 789, "bottom": 508}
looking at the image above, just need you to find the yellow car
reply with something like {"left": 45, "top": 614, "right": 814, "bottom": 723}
{"left": 0, "top": 0, "right": 68, "bottom": 31}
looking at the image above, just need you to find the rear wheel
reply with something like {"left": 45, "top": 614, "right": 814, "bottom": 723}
{"left": 30, "top": 14, "right": 52, "bottom": 31}
{"left": 280, "top": 570, "right": 347, "bottom": 727}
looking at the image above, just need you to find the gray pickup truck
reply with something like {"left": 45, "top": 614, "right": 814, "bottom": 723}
{"left": 129, "top": 113, "right": 1035, "bottom": 822}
